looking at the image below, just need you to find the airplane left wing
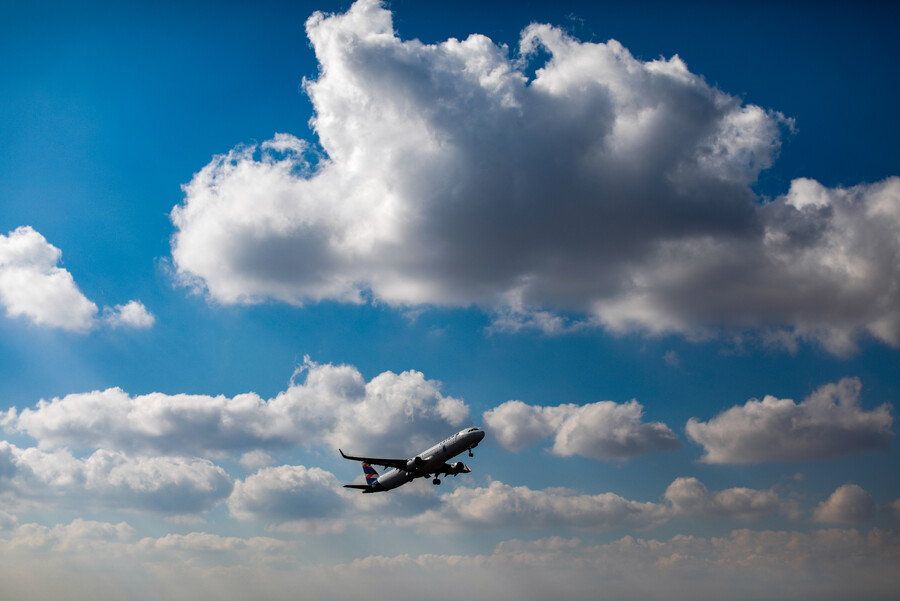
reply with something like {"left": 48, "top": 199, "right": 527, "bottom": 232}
{"left": 339, "top": 449, "right": 409, "bottom": 470}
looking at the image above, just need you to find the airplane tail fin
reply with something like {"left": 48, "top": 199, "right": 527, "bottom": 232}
{"left": 363, "top": 463, "right": 379, "bottom": 486}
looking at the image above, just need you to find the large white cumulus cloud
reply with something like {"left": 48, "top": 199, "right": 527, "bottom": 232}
{"left": 7, "top": 359, "right": 469, "bottom": 457}
{"left": 170, "top": 0, "right": 900, "bottom": 354}
{"left": 686, "top": 378, "right": 893, "bottom": 463}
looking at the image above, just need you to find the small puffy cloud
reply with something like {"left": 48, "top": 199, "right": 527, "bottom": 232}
{"left": 663, "top": 350, "right": 681, "bottom": 368}
{"left": 238, "top": 450, "right": 273, "bottom": 469}
{"left": 0, "top": 226, "right": 98, "bottom": 332}
{"left": 9, "top": 359, "right": 469, "bottom": 457}
{"left": 169, "top": 0, "right": 900, "bottom": 355}
{"left": 483, "top": 398, "right": 679, "bottom": 459}
{"left": 813, "top": 484, "right": 877, "bottom": 524}
{"left": 403, "top": 480, "right": 671, "bottom": 533}
{"left": 102, "top": 300, "right": 156, "bottom": 329}
{"left": 0, "top": 441, "right": 232, "bottom": 513}
{"left": 0, "top": 226, "right": 155, "bottom": 332}
{"left": 887, "top": 499, "right": 900, "bottom": 520}
{"left": 686, "top": 378, "right": 893, "bottom": 463}
{"left": 664, "top": 477, "right": 798, "bottom": 520}
{"left": 228, "top": 464, "right": 349, "bottom": 522}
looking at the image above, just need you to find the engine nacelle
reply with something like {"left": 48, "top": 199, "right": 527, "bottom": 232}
{"left": 450, "top": 461, "right": 470, "bottom": 474}
{"left": 405, "top": 456, "right": 424, "bottom": 471}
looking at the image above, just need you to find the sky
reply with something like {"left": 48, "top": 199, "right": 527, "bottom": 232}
{"left": 1, "top": 0, "right": 899, "bottom": 598}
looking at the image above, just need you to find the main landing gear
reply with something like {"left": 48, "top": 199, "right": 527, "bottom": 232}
{"left": 432, "top": 477, "right": 441, "bottom": 485}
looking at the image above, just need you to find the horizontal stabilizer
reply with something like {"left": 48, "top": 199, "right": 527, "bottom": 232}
{"left": 343, "top": 484, "right": 370, "bottom": 490}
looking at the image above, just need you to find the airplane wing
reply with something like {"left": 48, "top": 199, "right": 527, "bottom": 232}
{"left": 339, "top": 449, "right": 409, "bottom": 470}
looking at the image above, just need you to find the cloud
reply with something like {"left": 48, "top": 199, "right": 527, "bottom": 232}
{"left": 0, "top": 226, "right": 155, "bottom": 332}
{"left": 402, "top": 480, "right": 671, "bottom": 533}
{"left": 8, "top": 519, "right": 136, "bottom": 554}
{"left": 686, "top": 378, "right": 893, "bottom": 463}
{"left": 592, "top": 177, "right": 900, "bottom": 355}
{"left": 483, "top": 398, "right": 679, "bottom": 459}
{"left": 0, "top": 509, "right": 17, "bottom": 531}
{"left": 0, "top": 226, "right": 99, "bottom": 332}
{"left": 664, "top": 477, "right": 798, "bottom": 520}
{"left": 8, "top": 359, "right": 469, "bottom": 457}
{"left": 238, "top": 450, "right": 273, "bottom": 469}
{"left": 8, "top": 521, "right": 900, "bottom": 601}
{"left": 227, "top": 464, "right": 350, "bottom": 522}
{"left": 168, "top": 0, "right": 900, "bottom": 354}
{"left": 812, "top": 484, "right": 877, "bottom": 524}
{"left": 0, "top": 441, "right": 232, "bottom": 513}
{"left": 102, "top": 300, "right": 156, "bottom": 329}
{"left": 664, "top": 350, "right": 681, "bottom": 368}
{"left": 1, "top": 517, "right": 899, "bottom": 601}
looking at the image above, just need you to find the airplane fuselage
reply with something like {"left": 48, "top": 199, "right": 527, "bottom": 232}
{"left": 342, "top": 427, "right": 485, "bottom": 492}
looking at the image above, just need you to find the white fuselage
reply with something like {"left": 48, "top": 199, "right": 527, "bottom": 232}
{"left": 376, "top": 427, "right": 485, "bottom": 490}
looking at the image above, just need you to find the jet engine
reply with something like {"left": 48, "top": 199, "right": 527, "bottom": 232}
{"left": 449, "top": 461, "right": 470, "bottom": 474}
{"left": 405, "top": 456, "right": 424, "bottom": 471}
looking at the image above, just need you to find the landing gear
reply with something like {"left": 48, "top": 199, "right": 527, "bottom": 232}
{"left": 432, "top": 477, "right": 441, "bottom": 485}
{"left": 468, "top": 449, "right": 474, "bottom": 457}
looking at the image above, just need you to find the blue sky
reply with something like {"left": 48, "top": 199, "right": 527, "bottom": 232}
{"left": 1, "top": 1, "right": 899, "bottom": 599}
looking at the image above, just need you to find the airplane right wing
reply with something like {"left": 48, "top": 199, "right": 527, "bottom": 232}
{"left": 339, "top": 449, "right": 409, "bottom": 470}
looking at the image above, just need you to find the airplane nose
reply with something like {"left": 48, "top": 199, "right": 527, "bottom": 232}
{"left": 476, "top": 429, "right": 485, "bottom": 442}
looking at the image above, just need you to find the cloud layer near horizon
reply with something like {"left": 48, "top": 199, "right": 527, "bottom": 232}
{"left": 2, "top": 518, "right": 898, "bottom": 601}
{"left": 170, "top": 0, "right": 900, "bottom": 354}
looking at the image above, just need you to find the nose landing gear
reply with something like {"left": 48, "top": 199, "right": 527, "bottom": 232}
{"left": 432, "top": 477, "right": 441, "bottom": 485}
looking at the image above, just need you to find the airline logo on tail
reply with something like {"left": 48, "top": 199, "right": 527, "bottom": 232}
{"left": 363, "top": 463, "right": 379, "bottom": 486}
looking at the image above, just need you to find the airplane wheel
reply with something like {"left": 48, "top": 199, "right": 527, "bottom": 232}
{"left": 433, "top": 478, "right": 441, "bottom": 485}
{"left": 468, "top": 450, "right": 474, "bottom": 457}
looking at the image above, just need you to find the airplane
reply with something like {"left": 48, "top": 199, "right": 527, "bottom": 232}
{"left": 340, "top": 427, "right": 485, "bottom": 493}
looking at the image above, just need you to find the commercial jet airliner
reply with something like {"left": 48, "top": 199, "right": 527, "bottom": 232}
{"left": 340, "top": 427, "right": 485, "bottom": 493}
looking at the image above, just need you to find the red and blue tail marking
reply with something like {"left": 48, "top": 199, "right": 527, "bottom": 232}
{"left": 363, "top": 463, "right": 379, "bottom": 486}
